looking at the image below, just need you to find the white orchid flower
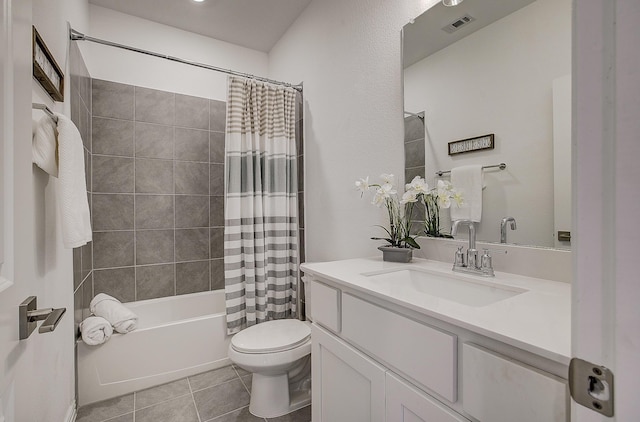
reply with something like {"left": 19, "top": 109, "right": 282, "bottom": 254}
{"left": 380, "top": 173, "right": 395, "bottom": 186}
{"left": 355, "top": 176, "right": 370, "bottom": 193}
{"left": 437, "top": 192, "right": 452, "bottom": 209}
{"left": 437, "top": 179, "right": 453, "bottom": 193}
{"left": 371, "top": 183, "right": 396, "bottom": 207}
{"left": 371, "top": 191, "right": 386, "bottom": 207}
{"left": 406, "top": 176, "right": 428, "bottom": 194}
{"left": 400, "top": 190, "right": 418, "bottom": 204}
{"left": 381, "top": 183, "right": 396, "bottom": 196}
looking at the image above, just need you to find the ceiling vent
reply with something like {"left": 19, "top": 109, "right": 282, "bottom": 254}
{"left": 442, "top": 14, "right": 476, "bottom": 33}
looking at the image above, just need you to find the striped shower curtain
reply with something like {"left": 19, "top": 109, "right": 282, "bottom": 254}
{"left": 224, "top": 76, "right": 299, "bottom": 335}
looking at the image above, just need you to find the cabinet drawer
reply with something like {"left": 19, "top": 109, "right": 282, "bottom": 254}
{"left": 309, "top": 279, "right": 341, "bottom": 333}
{"left": 462, "top": 343, "right": 568, "bottom": 422}
{"left": 342, "top": 293, "right": 457, "bottom": 402}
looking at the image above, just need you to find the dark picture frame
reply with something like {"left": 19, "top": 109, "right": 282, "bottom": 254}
{"left": 32, "top": 26, "right": 64, "bottom": 101}
{"left": 448, "top": 134, "right": 495, "bottom": 156}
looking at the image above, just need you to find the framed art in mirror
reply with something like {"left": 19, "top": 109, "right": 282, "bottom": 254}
{"left": 448, "top": 134, "right": 494, "bottom": 156}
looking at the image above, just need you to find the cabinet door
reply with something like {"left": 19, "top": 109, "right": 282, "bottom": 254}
{"left": 312, "top": 324, "right": 386, "bottom": 422}
{"left": 386, "top": 373, "right": 470, "bottom": 422}
{"left": 462, "top": 343, "right": 568, "bottom": 422}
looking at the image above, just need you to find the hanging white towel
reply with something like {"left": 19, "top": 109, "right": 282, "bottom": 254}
{"left": 90, "top": 293, "right": 138, "bottom": 334}
{"left": 450, "top": 165, "right": 483, "bottom": 222}
{"left": 56, "top": 113, "right": 92, "bottom": 248}
{"left": 32, "top": 115, "right": 59, "bottom": 177}
{"left": 80, "top": 316, "right": 113, "bottom": 346}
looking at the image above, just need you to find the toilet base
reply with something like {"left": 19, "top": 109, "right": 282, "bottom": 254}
{"left": 248, "top": 366, "right": 312, "bottom": 418}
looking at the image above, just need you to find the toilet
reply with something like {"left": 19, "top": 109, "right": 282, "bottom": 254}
{"left": 227, "top": 318, "right": 312, "bottom": 418}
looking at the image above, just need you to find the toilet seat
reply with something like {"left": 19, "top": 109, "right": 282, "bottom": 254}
{"left": 231, "top": 320, "right": 310, "bottom": 354}
{"left": 231, "top": 319, "right": 311, "bottom": 354}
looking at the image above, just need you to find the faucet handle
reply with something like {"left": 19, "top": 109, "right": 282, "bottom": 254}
{"left": 454, "top": 246, "right": 465, "bottom": 268}
{"left": 481, "top": 249, "right": 494, "bottom": 276}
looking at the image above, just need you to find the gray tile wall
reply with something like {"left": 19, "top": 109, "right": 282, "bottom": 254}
{"left": 90, "top": 79, "right": 227, "bottom": 303}
{"left": 404, "top": 115, "right": 425, "bottom": 233}
{"left": 70, "top": 42, "right": 93, "bottom": 335}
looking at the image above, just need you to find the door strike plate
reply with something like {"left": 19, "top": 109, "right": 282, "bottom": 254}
{"left": 569, "top": 357, "right": 614, "bottom": 417}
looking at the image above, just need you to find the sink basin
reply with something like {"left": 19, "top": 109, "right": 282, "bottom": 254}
{"left": 362, "top": 267, "right": 527, "bottom": 307}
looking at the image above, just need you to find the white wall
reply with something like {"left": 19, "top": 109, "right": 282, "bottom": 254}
{"left": 84, "top": 5, "right": 269, "bottom": 101}
{"left": 22, "top": 1, "right": 89, "bottom": 421}
{"left": 403, "top": 0, "right": 571, "bottom": 247}
{"left": 268, "top": 0, "right": 439, "bottom": 262}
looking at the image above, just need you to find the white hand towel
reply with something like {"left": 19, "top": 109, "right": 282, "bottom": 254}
{"left": 56, "top": 113, "right": 92, "bottom": 248}
{"left": 80, "top": 316, "right": 113, "bottom": 346}
{"left": 90, "top": 293, "right": 138, "bottom": 334}
{"left": 450, "top": 165, "right": 483, "bottom": 222}
{"left": 32, "top": 115, "right": 59, "bottom": 177}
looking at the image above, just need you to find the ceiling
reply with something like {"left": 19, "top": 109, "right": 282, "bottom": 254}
{"left": 403, "top": 0, "right": 535, "bottom": 68}
{"left": 88, "top": 0, "right": 313, "bottom": 53}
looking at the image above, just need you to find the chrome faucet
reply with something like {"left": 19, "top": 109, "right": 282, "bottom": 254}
{"left": 500, "top": 217, "right": 517, "bottom": 243}
{"left": 451, "top": 219, "right": 494, "bottom": 277}
{"left": 452, "top": 220, "right": 477, "bottom": 268}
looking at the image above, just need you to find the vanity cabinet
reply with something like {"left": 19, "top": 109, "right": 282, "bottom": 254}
{"left": 306, "top": 275, "right": 568, "bottom": 422}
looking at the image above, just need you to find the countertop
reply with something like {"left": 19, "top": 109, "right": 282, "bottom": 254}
{"left": 300, "top": 257, "right": 571, "bottom": 366}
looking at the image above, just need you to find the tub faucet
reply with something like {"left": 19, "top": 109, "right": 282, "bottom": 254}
{"left": 451, "top": 219, "right": 494, "bottom": 277}
{"left": 500, "top": 217, "right": 517, "bottom": 243}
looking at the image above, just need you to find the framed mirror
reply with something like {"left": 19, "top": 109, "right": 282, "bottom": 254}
{"left": 403, "top": 0, "right": 571, "bottom": 249}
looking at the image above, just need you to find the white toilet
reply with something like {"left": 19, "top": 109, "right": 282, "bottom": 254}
{"left": 227, "top": 318, "right": 312, "bottom": 418}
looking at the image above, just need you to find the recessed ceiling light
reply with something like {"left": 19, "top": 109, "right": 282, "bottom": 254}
{"left": 443, "top": 0, "right": 464, "bottom": 6}
{"left": 192, "top": 0, "right": 205, "bottom": 3}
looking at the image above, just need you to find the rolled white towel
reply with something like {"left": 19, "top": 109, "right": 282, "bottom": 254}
{"left": 80, "top": 316, "right": 113, "bottom": 346}
{"left": 90, "top": 293, "right": 138, "bottom": 334}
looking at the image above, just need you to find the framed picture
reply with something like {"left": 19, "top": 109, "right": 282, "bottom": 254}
{"left": 448, "top": 134, "right": 495, "bottom": 156}
{"left": 32, "top": 26, "right": 64, "bottom": 101}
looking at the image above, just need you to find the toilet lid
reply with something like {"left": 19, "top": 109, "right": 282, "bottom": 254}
{"left": 231, "top": 319, "right": 311, "bottom": 354}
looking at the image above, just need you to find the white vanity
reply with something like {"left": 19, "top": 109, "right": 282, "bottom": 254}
{"left": 300, "top": 258, "right": 571, "bottom": 422}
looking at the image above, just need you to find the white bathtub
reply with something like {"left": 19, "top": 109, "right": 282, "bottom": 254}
{"left": 77, "top": 290, "right": 231, "bottom": 406}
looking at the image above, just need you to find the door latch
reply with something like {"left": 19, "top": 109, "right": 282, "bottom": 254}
{"left": 569, "top": 357, "right": 614, "bottom": 417}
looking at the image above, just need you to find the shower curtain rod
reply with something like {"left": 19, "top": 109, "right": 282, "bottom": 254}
{"left": 69, "top": 28, "right": 303, "bottom": 92}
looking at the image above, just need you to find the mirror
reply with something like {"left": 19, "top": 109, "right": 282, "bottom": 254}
{"left": 402, "top": 0, "right": 571, "bottom": 249}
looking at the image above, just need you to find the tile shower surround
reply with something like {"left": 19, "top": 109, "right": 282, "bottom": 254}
{"left": 89, "top": 78, "right": 228, "bottom": 302}
{"left": 82, "top": 79, "right": 305, "bottom": 304}
{"left": 70, "top": 41, "right": 94, "bottom": 332}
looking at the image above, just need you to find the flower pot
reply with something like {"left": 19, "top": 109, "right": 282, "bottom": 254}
{"left": 378, "top": 246, "right": 413, "bottom": 263}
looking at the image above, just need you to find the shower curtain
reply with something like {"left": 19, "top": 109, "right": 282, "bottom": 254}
{"left": 224, "top": 76, "right": 299, "bottom": 335}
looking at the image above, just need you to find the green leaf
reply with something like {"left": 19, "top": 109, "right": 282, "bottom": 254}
{"left": 403, "top": 237, "right": 421, "bottom": 249}
{"left": 371, "top": 237, "right": 394, "bottom": 245}
{"left": 373, "top": 225, "right": 393, "bottom": 238}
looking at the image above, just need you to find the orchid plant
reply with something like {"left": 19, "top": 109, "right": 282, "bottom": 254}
{"left": 355, "top": 174, "right": 463, "bottom": 248}
{"left": 421, "top": 179, "right": 464, "bottom": 237}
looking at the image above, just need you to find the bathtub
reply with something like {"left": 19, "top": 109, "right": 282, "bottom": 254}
{"left": 77, "top": 290, "right": 231, "bottom": 406}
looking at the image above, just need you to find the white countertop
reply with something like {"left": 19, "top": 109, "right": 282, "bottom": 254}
{"left": 301, "top": 257, "right": 571, "bottom": 366}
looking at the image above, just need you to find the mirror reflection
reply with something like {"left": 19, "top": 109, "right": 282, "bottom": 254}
{"left": 403, "top": 0, "right": 571, "bottom": 249}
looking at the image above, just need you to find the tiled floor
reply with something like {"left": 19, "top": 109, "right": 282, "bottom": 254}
{"left": 76, "top": 365, "right": 311, "bottom": 422}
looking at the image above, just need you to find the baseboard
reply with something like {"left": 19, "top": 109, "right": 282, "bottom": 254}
{"left": 63, "top": 400, "right": 77, "bottom": 422}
